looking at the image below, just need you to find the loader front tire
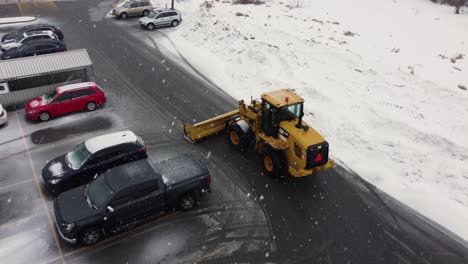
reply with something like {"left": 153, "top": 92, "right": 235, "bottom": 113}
{"left": 227, "top": 123, "right": 250, "bottom": 152}
{"left": 263, "top": 151, "right": 286, "bottom": 178}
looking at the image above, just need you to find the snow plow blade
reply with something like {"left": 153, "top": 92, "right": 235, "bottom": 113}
{"left": 183, "top": 110, "right": 240, "bottom": 143}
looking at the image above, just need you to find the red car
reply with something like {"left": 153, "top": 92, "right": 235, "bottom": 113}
{"left": 26, "top": 82, "right": 106, "bottom": 122}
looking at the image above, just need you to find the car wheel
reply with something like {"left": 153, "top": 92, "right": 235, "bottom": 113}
{"left": 178, "top": 193, "right": 196, "bottom": 211}
{"left": 86, "top": 102, "right": 97, "bottom": 111}
{"left": 39, "top": 112, "right": 51, "bottom": 122}
{"left": 79, "top": 228, "right": 101, "bottom": 245}
{"left": 171, "top": 20, "right": 179, "bottom": 27}
{"left": 147, "top": 23, "right": 155, "bottom": 30}
{"left": 143, "top": 10, "right": 150, "bottom": 16}
{"left": 263, "top": 151, "right": 286, "bottom": 179}
{"left": 227, "top": 122, "right": 250, "bottom": 152}
{"left": 120, "top": 13, "right": 128, "bottom": 19}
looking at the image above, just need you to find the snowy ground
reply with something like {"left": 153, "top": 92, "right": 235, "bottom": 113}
{"left": 153, "top": 0, "right": 468, "bottom": 240}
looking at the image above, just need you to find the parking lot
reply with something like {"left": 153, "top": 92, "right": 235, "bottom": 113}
{"left": 1, "top": 0, "right": 468, "bottom": 263}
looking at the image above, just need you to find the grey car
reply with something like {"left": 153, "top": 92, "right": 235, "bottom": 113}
{"left": 138, "top": 9, "right": 182, "bottom": 30}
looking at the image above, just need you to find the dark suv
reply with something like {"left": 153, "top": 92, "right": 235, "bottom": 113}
{"left": 1, "top": 23, "right": 64, "bottom": 43}
{"left": 54, "top": 154, "right": 211, "bottom": 245}
{"left": 0, "top": 39, "right": 67, "bottom": 60}
{"left": 42, "top": 130, "right": 147, "bottom": 195}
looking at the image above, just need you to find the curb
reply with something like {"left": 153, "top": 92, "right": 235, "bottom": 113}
{"left": 0, "top": 16, "right": 37, "bottom": 25}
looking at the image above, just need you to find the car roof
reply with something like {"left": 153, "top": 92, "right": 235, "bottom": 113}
{"left": 85, "top": 130, "right": 138, "bottom": 154}
{"left": 56, "top": 82, "right": 96, "bottom": 93}
{"left": 105, "top": 159, "right": 159, "bottom": 192}
{"left": 154, "top": 153, "right": 208, "bottom": 185}
{"left": 24, "top": 24, "right": 54, "bottom": 29}
{"left": 157, "top": 8, "right": 179, "bottom": 12}
{"left": 23, "top": 39, "right": 63, "bottom": 45}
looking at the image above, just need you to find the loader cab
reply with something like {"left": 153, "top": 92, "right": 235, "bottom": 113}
{"left": 261, "top": 90, "right": 305, "bottom": 138}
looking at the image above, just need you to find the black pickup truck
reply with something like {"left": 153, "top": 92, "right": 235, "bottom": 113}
{"left": 53, "top": 153, "right": 211, "bottom": 245}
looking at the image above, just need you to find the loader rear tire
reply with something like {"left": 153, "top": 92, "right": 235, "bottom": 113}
{"left": 227, "top": 123, "right": 250, "bottom": 152}
{"left": 263, "top": 151, "right": 286, "bottom": 178}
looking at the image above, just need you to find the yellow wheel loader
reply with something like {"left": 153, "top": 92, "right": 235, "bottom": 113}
{"left": 183, "top": 89, "right": 334, "bottom": 178}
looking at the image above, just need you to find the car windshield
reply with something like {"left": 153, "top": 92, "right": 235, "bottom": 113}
{"left": 66, "top": 143, "right": 92, "bottom": 170}
{"left": 86, "top": 175, "right": 114, "bottom": 209}
{"left": 42, "top": 89, "right": 58, "bottom": 104}
{"left": 122, "top": 2, "right": 130, "bottom": 8}
{"left": 278, "top": 103, "right": 303, "bottom": 121}
{"left": 148, "top": 11, "right": 160, "bottom": 19}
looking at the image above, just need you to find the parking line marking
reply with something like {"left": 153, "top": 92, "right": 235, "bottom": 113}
{"left": 17, "top": 3, "right": 24, "bottom": 16}
{"left": 0, "top": 178, "right": 35, "bottom": 192}
{"left": 195, "top": 245, "right": 227, "bottom": 262}
{"left": 15, "top": 112, "right": 66, "bottom": 264}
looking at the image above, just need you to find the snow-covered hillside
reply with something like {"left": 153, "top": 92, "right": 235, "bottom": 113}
{"left": 160, "top": 0, "right": 468, "bottom": 240}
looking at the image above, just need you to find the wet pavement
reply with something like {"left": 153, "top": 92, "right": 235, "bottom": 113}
{"left": 0, "top": 0, "right": 468, "bottom": 263}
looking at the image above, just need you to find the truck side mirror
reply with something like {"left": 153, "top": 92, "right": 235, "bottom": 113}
{"left": 106, "top": 206, "right": 114, "bottom": 213}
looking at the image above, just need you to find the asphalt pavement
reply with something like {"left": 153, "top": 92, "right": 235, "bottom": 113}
{"left": 0, "top": 1, "right": 467, "bottom": 263}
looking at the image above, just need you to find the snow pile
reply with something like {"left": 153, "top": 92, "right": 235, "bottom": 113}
{"left": 163, "top": 0, "right": 468, "bottom": 240}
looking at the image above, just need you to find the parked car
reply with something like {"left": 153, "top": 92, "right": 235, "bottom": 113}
{"left": 1, "top": 23, "right": 64, "bottom": 43}
{"left": 139, "top": 9, "right": 182, "bottom": 30}
{"left": 0, "top": 39, "right": 67, "bottom": 60}
{"left": 54, "top": 154, "right": 211, "bottom": 245}
{"left": 1, "top": 31, "right": 58, "bottom": 51}
{"left": 0, "top": 104, "right": 7, "bottom": 126}
{"left": 25, "top": 81, "right": 106, "bottom": 122}
{"left": 110, "top": 0, "right": 153, "bottom": 19}
{"left": 42, "top": 130, "right": 147, "bottom": 195}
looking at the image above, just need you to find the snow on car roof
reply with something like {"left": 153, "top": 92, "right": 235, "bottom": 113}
{"left": 56, "top": 82, "right": 96, "bottom": 93}
{"left": 85, "top": 130, "right": 137, "bottom": 154}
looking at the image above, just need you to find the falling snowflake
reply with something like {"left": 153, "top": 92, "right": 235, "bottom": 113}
{"left": 247, "top": 193, "right": 251, "bottom": 197}
{"left": 93, "top": 24, "right": 96, "bottom": 28}
{"left": 7, "top": 197, "right": 12, "bottom": 203}
{"left": 152, "top": 66, "right": 155, "bottom": 71}
{"left": 168, "top": 129, "right": 172, "bottom": 133}
{"left": 259, "top": 195, "right": 264, "bottom": 201}
{"left": 162, "top": 79, "right": 166, "bottom": 83}
{"left": 265, "top": 252, "right": 270, "bottom": 258}
{"left": 206, "top": 151, "right": 211, "bottom": 159}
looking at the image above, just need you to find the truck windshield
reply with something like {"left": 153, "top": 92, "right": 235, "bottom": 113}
{"left": 278, "top": 103, "right": 303, "bottom": 121}
{"left": 66, "top": 143, "right": 91, "bottom": 170}
{"left": 86, "top": 175, "right": 114, "bottom": 209}
{"left": 42, "top": 89, "right": 58, "bottom": 104}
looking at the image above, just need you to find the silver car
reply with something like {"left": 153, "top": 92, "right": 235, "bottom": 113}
{"left": 138, "top": 9, "right": 182, "bottom": 30}
{"left": 1, "top": 31, "right": 58, "bottom": 51}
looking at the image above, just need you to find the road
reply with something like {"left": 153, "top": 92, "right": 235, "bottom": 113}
{"left": 0, "top": 0, "right": 467, "bottom": 263}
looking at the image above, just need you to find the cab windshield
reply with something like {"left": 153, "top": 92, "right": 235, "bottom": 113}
{"left": 278, "top": 103, "right": 303, "bottom": 121}
{"left": 42, "top": 89, "right": 58, "bottom": 104}
{"left": 86, "top": 175, "right": 114, "bottom": 209}
{"left": 66, "top": 143, "right": 92, "bottom": 170}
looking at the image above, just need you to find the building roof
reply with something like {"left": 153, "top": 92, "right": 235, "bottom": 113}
{"left": 56, "top": 82, "right": 96, "bottom": 93}
{"left": 0, "top": 49, "right": 92, "bottom": 81}
{"left": 261, "top": 89, "right": 304, "bottom": 107}
{"left": 85, "top": 130, "right": 138, "bottom": 154}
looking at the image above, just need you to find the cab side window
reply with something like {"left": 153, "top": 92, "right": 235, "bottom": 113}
{"left": 54, "top": 93, "right": 71, "bottom": 103}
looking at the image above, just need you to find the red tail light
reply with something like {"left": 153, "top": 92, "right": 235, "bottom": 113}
{"left": 314, "top": 153, "right": 323, "bottom": 163}
{"left": 207, "top": 175, "right": 211, "bottom": 186}
{"left": 138, "top": 145, "right": 147, "bottom": 154}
